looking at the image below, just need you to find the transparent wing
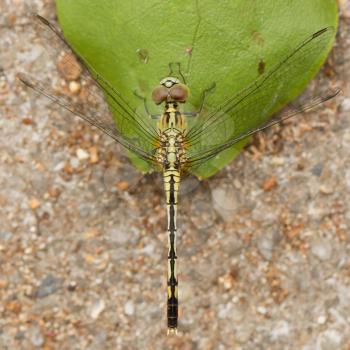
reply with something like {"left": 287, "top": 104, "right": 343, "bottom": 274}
{"left": 19, "top": 73, "right": 161, "bottom": 164}
{"left": 184, "top": 27, "right": 337, "bottom": 171}
{"left": 18, "top": 15, "right": 160, "bottom": 166}
{"left": 185, "top": 89, "right": 339, "bottom": 170}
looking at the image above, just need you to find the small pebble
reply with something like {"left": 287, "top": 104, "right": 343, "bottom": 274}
{"left": 257, "top": 231, "right": 276, "bottom": 260}
{"left": 341, "top": 97, "right": 350, "bottom": 111}
{"left": 262, "top": 176, "right": 278, "bottom": 191}
{"left": 270, "top": 156, "right": 285, "bottom": 165}
{"left": 28, "top": 198, "right": 41, "bottom": 209}
{"left": 29, "top": 326, "right": 44, "bottom": 347}
{"left": 70, "top": 157, "right": 80, "bottom": 168}
{"left": 36, "top": 275, "right": 63, "bottom": 298}
{"left": 116, "top": 181, "right": 130, "bottom": 191}
{"left": 319, "top": 185, "right": 333, "bottom": 194}
{"left": 311, "top": 240, "right": 332, "bottom": 261}
{"left": 89, "top": 299, "right": 106, "bottom": 319}
{"left": 124, "top": 301, "right": 135, "bottom": 316}
{"left": 89, "top": 146, "right": 99, "bottom": 163}
{"left": 312, "top": 163, "right": 323, "bottom": 176}
{"left": 53, "top": 161, "right": 65, "bottom": 172}
{"left": 48, "top": 187, "right": 61, "bottom": 198}
{"left": 84, "top": 228, "right": 100, "bottom": 239}
{"left": 257, "top": 306, "right": 267, "bottom": 315}
{"left": 271, "top": 320, "right": 290, "bottom": 340}
{"left": 317, "top": 315, "right": 327, "bottom": 324}
{"left": 76, "top": 148, "right": 89, "bottom": 160}
{"left": 218, "top": 272, "right": 236, "bottom": 290}
{"left": 69, "top": 80, "right": 81, "bottom": 94}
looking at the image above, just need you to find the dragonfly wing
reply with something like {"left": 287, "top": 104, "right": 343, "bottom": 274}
{"left": 19, "top": 15, "right": 160, "bottom": 167}
{"left": 185, "top": 27, "right": 336, "bottom": 173}
{"left": 185, "top": 88, "right": 339, "bottom": 170}
{"left": 19, "top": 73, "right": 159, "bottom": 165}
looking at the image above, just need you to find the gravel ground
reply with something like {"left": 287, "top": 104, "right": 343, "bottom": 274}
{"left": 1, "top": 1, "right": 350, "bottom": 349}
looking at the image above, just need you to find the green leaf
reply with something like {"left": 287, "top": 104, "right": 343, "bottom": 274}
{"left": 56, "top": 0, "right": 338, "bottom": 178}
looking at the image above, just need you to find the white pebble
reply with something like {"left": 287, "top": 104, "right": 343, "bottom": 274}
{"left": 53, "top": 161, "right": 65, "bottom": 172}
{"left": 124, "top": 300, "right": 135, "bottom": 316}
{"left": 70, "top": 157, "right": 80, "bottom": 168}
{"left": 89, "top": 299, "right": 106, "bottom": 319}
{"left": 317, "top": 315, "right": 327, "bottom": 324}
{"left": 271, "top": 156, "right": 285, "bottom": 165}
{"left": 257, "top": 306, "right": 267, "bottom": 315}
{"left": 30, "top": 326, "right": 44, "bottom": 346}
{"left": 69, "top": 81, "right": 81, "bottom": 94}
{"left": 341, "top": 97, "right": 350, "bottom": 111}
{"left": 311, "top": 240, "right": 332, "bottom": 261}
{"left": 271, "top": 320, "right": 290, "bottom": 340}
{"left": 76, "top": 148, "right": 89, "bottom": 160}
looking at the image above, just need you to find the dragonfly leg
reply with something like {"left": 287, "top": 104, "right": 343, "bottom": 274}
{"left": 168, "top": 62, "right": 186, "bottom": 84}
{"left": 184, "top": 82, "right": 216, "bottom": 117}
{"left": 133, "top": 90, "right": 161, "bottom": 119}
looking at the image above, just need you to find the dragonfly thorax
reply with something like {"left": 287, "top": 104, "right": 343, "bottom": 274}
{"left": 157, "top": 129, "right": 186, "bottom": 171}
{"left": 156, "top": 129, "right": 187, "bottom": 171}
{"left": 157, "top": 101, "right": 187, "bottom": 130}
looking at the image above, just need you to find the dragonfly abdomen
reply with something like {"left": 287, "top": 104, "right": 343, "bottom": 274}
{"left": 163, "top": 167, "right": 180, "bottom": 333}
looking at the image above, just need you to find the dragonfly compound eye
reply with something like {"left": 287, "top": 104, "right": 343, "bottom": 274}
{"left": 169, "top": 84, "right": 189, "bottom": 102}
{"left": 152, "top": 85, "right": 169, "bottom": 105}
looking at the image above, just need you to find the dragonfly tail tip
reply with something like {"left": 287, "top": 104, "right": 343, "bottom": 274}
{"left": 167, "top": 328, "right": 178, "bottom": 336}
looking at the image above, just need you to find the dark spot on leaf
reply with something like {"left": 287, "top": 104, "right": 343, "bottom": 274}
{"left": 258, "top": 59, "right": 265, "bottom": 75}
{"left": 136, "top": 48, "right": 149, "bottom": 63}
{"left": 185, "top": 46, "right": 193, "bottom": 55}
{"left": 252, "top": 30, "right": 264, "bottom": 46}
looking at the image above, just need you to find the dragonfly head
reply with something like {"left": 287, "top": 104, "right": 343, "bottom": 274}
{"left": 152, "top": 77, "right": 189, "bottom": 105}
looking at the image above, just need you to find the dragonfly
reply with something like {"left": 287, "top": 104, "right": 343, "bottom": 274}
{"left": 18, "top": 15, "right": 339, "bottom": 334}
